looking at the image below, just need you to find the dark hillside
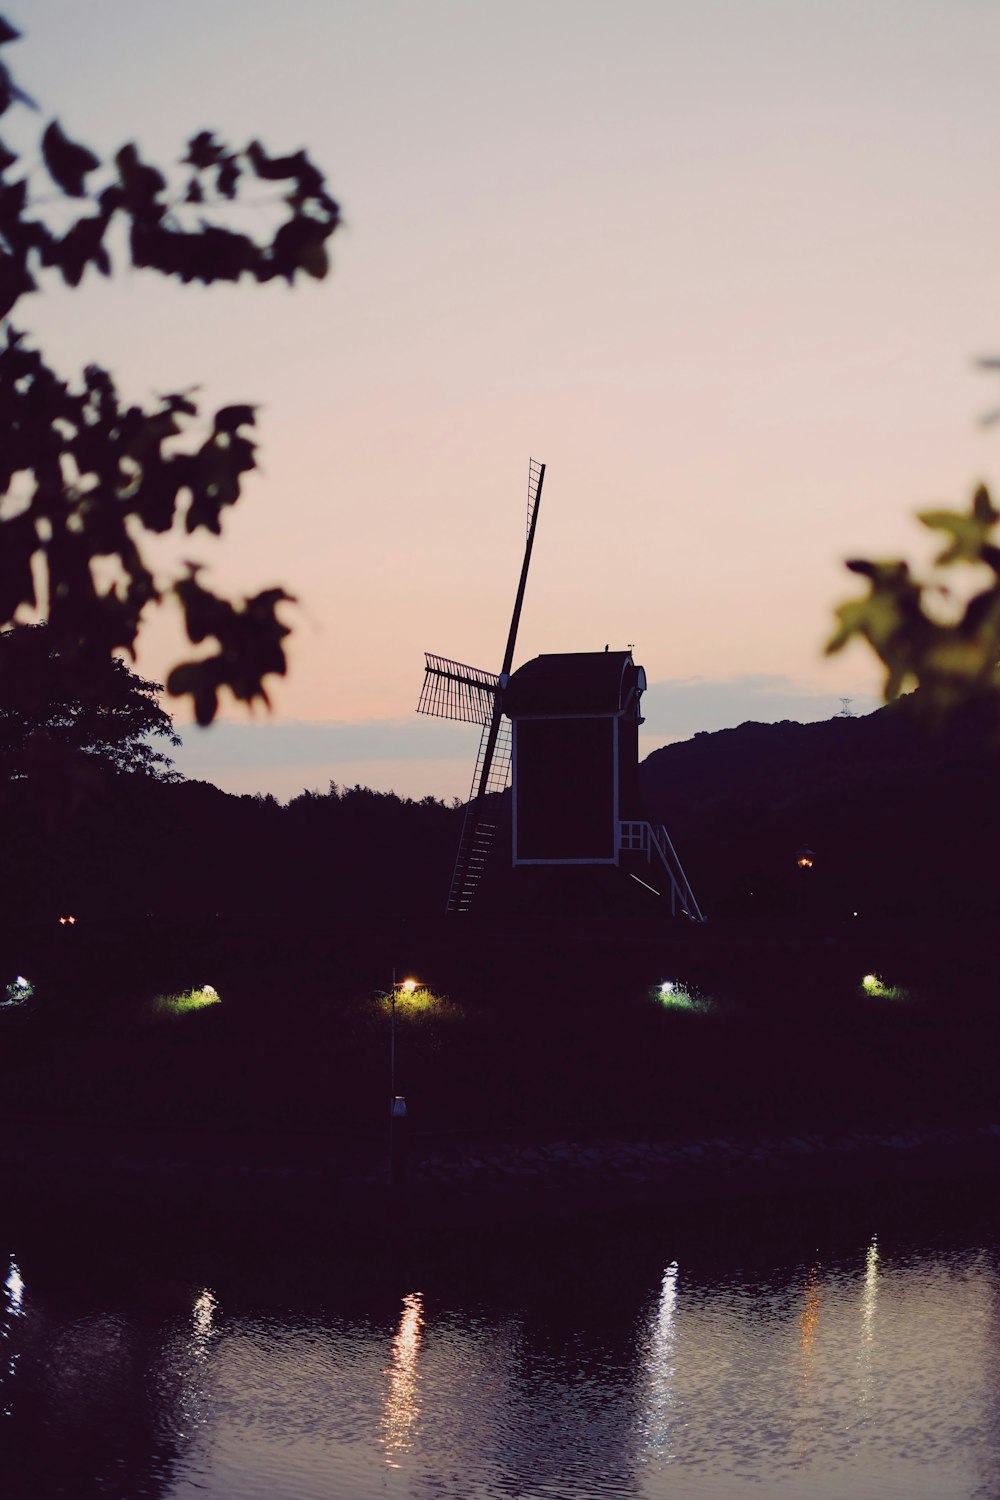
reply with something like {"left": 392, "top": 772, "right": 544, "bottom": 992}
{"left": 640, "top": 699, "right": 1000, "bottom": 923}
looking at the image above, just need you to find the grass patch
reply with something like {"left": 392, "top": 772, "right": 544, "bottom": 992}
{"left": 652, "top": 980, "right": 712, "bottom": 1014}
{"left": 152, "top": 984, "right": 222, "bottom": 1017}
{"left": 376, "top": 986, "right": 463, "bottom": 1023}
{"left": 860, "top": 973, "right": 908, "bottom": 1001}
{"left": 3, "top": 975, "right": 34, "bottom": 1006}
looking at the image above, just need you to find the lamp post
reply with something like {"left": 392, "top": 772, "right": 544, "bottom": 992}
{"left": 388, "top": 972, "right": 417, "bottom": 1187}
{"left": 389, "top": 971, "right": 417, "bottom": 1100}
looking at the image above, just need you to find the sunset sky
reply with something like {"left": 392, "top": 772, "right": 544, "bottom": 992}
{"left": 8, "top": 1, "right": 1000, "bottom": 799}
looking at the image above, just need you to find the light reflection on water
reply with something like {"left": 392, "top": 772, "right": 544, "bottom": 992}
{"left": 2, "top": 1225, "right": 1000, "bottom": 1499}
{"left": 381, "top": 1291, "right": 424, "bottom": 1466}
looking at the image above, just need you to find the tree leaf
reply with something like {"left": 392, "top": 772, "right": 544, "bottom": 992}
{"left": 116, "top": 142, "right": 166, "bottom": 204}
{"left": 213, "top": 403, "right": 256, "bottom": 434}
{"left": 42, "top": 119, "right": 100, "bottom": 197}
{"left": 918, "top": 500, "right": 997, "bottom": 565}
{"left": 0, "top": 61, "right": 36, "bottom": 116}
{"left": 216, "top": 156, "right": 240, "bottom": 199}
{"left": 183, "top": 130, "right": 225, "bottom": 170}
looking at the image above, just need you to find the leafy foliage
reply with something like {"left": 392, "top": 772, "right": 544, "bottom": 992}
{"left": 0, "top": 18, "right": 340, "bottom": 721}
{"left": 0, "top": 622, "right": 179, "bottom": 779}
{"left": 828, "top": 484, "right": 1000, "bottom": 713}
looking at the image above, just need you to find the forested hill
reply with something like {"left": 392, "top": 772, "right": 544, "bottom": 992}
{"left": 639, "top": 698, "right": 1000, "bottom": 922}
{"left": 5, "top": 778, "right": 461, "bottom": 923}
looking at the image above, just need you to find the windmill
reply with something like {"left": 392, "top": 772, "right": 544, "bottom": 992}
{"left": 417, "top": 458, "right": 546, "bottom": 913}
{"left": 417, "top": 460, "right": 705, "bottom": 920}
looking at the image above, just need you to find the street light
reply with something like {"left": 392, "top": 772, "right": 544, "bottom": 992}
{"left": 389, "top": 972, "right": 418, "bottom": 1102}
{"left": 388, "top": 972, "right": 418, "bottom": 1188}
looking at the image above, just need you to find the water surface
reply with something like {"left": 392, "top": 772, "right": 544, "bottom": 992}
{"left": 4, "top": 1198, "right": 1000, "bottom": 1499}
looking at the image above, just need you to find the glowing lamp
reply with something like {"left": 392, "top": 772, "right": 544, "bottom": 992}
{"left": 861, "top": 972, "right": 906, "bottom": 1001}
{"left": 795, "top": 848, "right": 816, "bottom": 870}
{"left": 401, "top": 978, "right": 417, "bottom": 993}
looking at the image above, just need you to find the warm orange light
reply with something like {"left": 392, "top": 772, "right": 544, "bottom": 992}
{"left": 800, "top": 1264, "right": 821, "bottom": 1378}
{"left": 401, "top": 978, "right": 417, "bottom": 993}
{"left": 796, "top": 856, "right": 813, "bottom": 869}
{"left": 381, "top": 1290, "right": 424, "bottom": 1466}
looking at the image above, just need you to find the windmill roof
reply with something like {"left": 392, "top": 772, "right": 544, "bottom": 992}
{"left": 504, "top": 651, "right": 640, "bottom": 716}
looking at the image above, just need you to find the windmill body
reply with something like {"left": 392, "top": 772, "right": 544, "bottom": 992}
{"left": 505, "top": 650, "right": 644, "bottom": 865}
{"left": 416, "top": 461, "right": 704, "bottom": 920}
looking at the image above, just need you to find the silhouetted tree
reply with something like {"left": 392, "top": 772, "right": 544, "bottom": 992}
{"left": 0, "top": 17, "right": 340, "bottom": 722}
{"left": 0, "top": 623, "right": 179, "bottom": 779}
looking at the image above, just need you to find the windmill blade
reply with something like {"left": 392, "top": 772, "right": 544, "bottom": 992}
{"left": 447, "top": 458, "right": 547, "bottom": 910}
{"left": 500, "top": 459, "right": 545, "bottom": 678}
{"left": 417, "top": 653, "right": 499, "bottom": 724}
{"left": 419, "top": 458, "right": 546, "bottom": 912}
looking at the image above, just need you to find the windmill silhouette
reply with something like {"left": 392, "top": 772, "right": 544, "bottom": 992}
{"left": 417, "top": 460, "right": 704, "bottom": 919}
{"left": 417, "top": 459, "right": 546, "bottom": 913}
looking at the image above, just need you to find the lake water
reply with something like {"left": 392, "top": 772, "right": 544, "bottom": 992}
{"left": 4, "top": 1191, "right": 1000, "bottom": 1500}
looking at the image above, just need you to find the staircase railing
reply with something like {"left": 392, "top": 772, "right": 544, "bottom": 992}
{"left": 618, "top": 820, "right": 706, "bottom": 921}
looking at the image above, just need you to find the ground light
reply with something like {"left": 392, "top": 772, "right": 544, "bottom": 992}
{"left": 654, "top": 980, "right": 711, "bottom": 1014}
{"left": 152, "top": 984, "right": 222, "bottom": 1016}
{"left": 860, "top": 973, "right": 907, "bottom": 1000}
{"left": 3, "top": 975, "right": 33, "bottom": 1004}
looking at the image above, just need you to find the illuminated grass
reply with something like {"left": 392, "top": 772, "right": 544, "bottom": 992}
{"left": 652, "top": 980, "right": 712, "bottom": 1014}
{"left": 2, "top": 975, "right": 33, "bottom": 1006}
{"left": 152, "top": 984, "right": 222, "bottom": 1017}
{"left": 376, "top": 987, "right": 462, "bottom": 1022}
{"left": 860, "top": 973, "right": 907, "bottom": 1001}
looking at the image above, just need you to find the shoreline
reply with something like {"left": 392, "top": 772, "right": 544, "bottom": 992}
{"left": 5, "top": 1111, "right": 1000, "bottom": 1248}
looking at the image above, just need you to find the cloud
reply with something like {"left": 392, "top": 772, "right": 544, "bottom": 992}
{"left": 170, "top": 716, "right": 482, "bottom": 774}
{"left": 639, "top": 674, "right": 878, "bottom": 745}
{"left": 165, "top": 675, "right": 879, "bottom": 802}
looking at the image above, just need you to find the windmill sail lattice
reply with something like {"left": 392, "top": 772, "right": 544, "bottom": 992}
{"left": 416, "top": 655, "right": 499, "bottom": 724}
{"left": 524, "top": 457, "right": 544, "bottom": 539}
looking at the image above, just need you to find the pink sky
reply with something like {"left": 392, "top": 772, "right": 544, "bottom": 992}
{"left": 7, "top": 1, "right": 1000, "bottom": 798}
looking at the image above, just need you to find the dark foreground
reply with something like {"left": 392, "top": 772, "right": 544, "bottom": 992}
{"left": 2, "top": 913, "right": 999, "bottom": 1251}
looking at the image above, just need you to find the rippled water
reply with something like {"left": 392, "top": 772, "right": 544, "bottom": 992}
{"left": 4, "top": 1203, "right": 1000, "bottom": 1499}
